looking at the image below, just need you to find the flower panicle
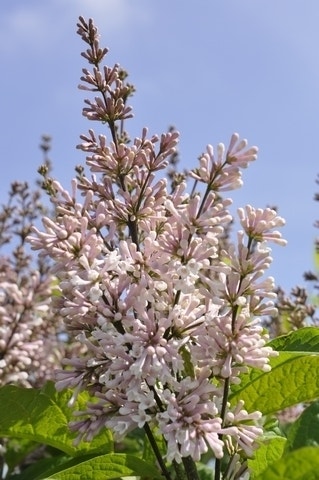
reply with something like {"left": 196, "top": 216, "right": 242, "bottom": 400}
{"left": 0, "top": 181, "right": 65, "bottom": 389}
{"left": 77, "top": 16, "right": 108, "bottom": 64}
{"left": 26, "top": 16, "right": 288, "bottom": 471}
{"left": 238, "top": 205, "right": 287, "bottom": 246}
{"left": 189, "top": 132, "right": 258, "bottom": 192}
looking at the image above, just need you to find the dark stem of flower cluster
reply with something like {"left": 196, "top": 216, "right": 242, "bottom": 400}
{"left": 170, "top": 461, "right": 186, "bottom": 480}
{"left": 145, "top": 384, "right": 197, "bottom": 480}
{"left": 215, "top": 299, "right": 240, "bottom": 480}
{"left": 144, "top": 423, "right": 193, "bottom": 480}
{"left": 143, "top": 423, "right": 172, "bottom": 480}
{"left": 182, "top": 456, "right": 200, "bottom": 480}
{"left": 214, "top": 375, "right": 230, "bottom": 480}
{"left": 215, "top": 457, "right": 222, "bottom": 480}
{"left": 215, "top": 237, "right": 255, "bottom": 480}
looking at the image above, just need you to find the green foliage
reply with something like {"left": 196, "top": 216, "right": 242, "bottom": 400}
{"left": 0, "top": 382, "right": 159, "bottom": 479}
{"left": 238, "top": 327, "right": 319, "bottom": 479}
{"left": 269, "top": 326, "right": 319, "bottom": 352}
{"left": 284, "top": 400, "right": 319, "bottom": 451}
{"left": 230, "top": 327, "right": 319, "bottom": 414}
{"left": 254, "top": 447, "right": 319, "bottom": 479}
{"left": 1, "top": 327, "right": 319, "bottom": 479}
{"left": 230, "top": 351, "right": 319, "bottom": 414}
{"left": 44, "top": 453, "right": 162, "bottom": 480}
{"left": 248, "top": 435, "right": 287, "bottom": 478}
{"left": 7, "top": 453, "right": 162, "bottom": 480}
{"left": 0, "top": 381, "right": 113, "bottom": 456}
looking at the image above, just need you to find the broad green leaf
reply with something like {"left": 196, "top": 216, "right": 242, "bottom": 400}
{"left": 269, "top": 327, "right": 319, "bottom": 352}
{"left": 285, "top": 400, "right": 319, "bottom": 452}
{"left": 8, "top": 453, "right": 128, "bottom": 480}
{"left": 230, "top": 352, "right": 319, "bottom": 414}
{"left": 248, "top": 436, "right": 286, "bottom": 478}
{"left": 45, "top": 453, "right": 162, "bottom": 479}
{"left": 0, "top": 382, "right": 113, "bottom": 456}
{"left": 255, "top": 446, "right": 319, "bottom": 480}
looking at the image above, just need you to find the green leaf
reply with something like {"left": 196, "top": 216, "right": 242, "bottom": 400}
{"left": 285, "top": 400, "right": 319, "bottom": 452}
{"left": 248, "top": 436, "right": 286, "bottom": 478}
{"left": 44, "top": 453, "right": 162, "bottom": 479}
{"left": 269, "top": 327, "right": 319, "bottom": 352}
{"left": 0, "top": 382, "right": 113, "bottom": 456}
{"left": 230, "top": 352, "right": 319, "bottom": 414}
{"left": 254, "top": 446, "right": 319, "bottom": 480}
{"left": 8, "top": 453, "right": 128, "bottom": 480}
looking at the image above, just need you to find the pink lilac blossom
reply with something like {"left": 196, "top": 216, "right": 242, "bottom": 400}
{"left": 0, "top": 181, "right": 67, "bottom": 389}
{"left": 190, "top": 311, "right": 276, "bottom": 383}
{"left": 0, "top": 263, "right": 64, "bottom": 387}
{"left": 157, "top": 374, "right": 225, "bottom": 462}
{"left": 238, "top": 205, "right": 287, "bottom": 246}
{"left": 224, "top": 400, "right": 263, "bottom": 457}
{"left": 189, "top": 133, "right": 258, "bottom": 191}
{"left": 28, "top": 16, "right": 288, "bottom": 471}
{"left": 30, "top": 140, "right": 282, "bottom": 465}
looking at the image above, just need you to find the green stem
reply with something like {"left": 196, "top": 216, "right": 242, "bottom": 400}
{"left": 216, "top": 236, "right": 254, "bottom": 479}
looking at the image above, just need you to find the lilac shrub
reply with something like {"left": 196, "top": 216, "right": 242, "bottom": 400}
{"left": 0, "top": 180, "right": 65, "bottom": 388}
{"left": 28, "top": 17, "right": 287, "bottom": 479}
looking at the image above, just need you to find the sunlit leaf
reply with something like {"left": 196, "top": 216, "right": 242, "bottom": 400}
{"left": 248, "top": 436, "right": 286, "bottom": 478}
{"left": 254, "top": 446, "right": 319, "bottom": 479}
{"left": 230, "top": 352, "right": 319, "bottom": 414}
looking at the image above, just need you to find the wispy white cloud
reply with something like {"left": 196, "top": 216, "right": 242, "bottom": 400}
{"left": 0, "top": 0, "right": 152, "bottom": 56}
{"left": 71, "top": 0, "right": 151, "bottom": 30}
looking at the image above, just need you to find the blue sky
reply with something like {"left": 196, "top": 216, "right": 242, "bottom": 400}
{"left": 1, "top": 0, "right": 319, "bottom": 292}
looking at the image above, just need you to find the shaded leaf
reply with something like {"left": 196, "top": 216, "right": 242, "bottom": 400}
{"left": 285, "top": 400, "right": 319, "bottom": 452}
{"left": 0, "top": 382, "right": 113, "bottom": 456}
{"left": 269, "top": 327, "right": 319, "bottom": 353}
{"left": 45, "top": 453, "right": 162, "bottom": 479}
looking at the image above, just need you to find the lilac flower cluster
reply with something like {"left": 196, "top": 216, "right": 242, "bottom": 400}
{"left": 0, "top": 263, "right": 62, "bottom": 387}
{"left": 0, "top": 181, "right": 65, "bottom": 387}
{"left": 29, "top": 17, "right": 287, "bottom": 471}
